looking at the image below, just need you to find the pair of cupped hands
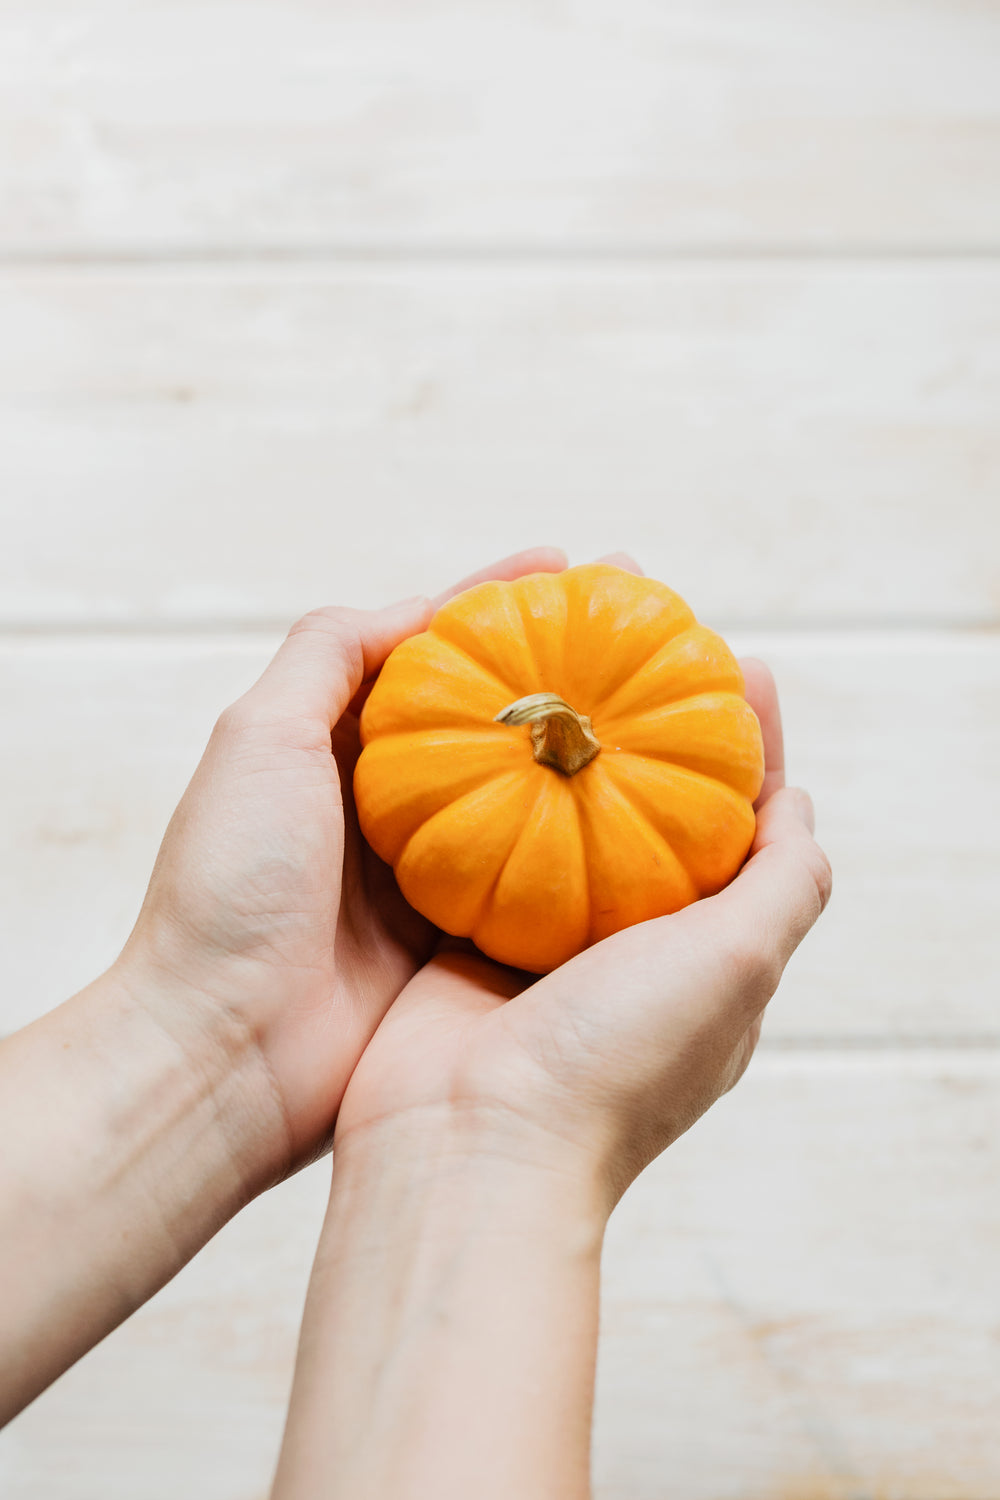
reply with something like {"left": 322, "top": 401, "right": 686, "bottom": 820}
{"left": 120, "top": 546, "right": 831, "bottom": 1212}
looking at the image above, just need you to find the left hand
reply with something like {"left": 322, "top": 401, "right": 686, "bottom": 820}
{"left": 115, "top": 547, "right": 568, "bottom": 1185}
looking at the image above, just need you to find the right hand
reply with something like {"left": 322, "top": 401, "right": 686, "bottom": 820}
{"left": 334, "top": 659, "right": 832, "bottom": 1208}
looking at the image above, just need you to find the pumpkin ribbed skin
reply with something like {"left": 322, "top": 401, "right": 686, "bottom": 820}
{"left": 355, "top": 565, "right": 764, "bottom": 973}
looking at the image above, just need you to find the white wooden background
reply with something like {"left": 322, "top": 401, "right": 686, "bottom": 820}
{"left": 1, "top": 3, "right": 998, "bottom": 1495}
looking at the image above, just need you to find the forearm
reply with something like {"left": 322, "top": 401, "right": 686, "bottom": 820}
{"left": 272, "top": 1109, "right": 608, "bottom": 1500}
{"left": 0, "top": 960, "right": 285, "bottom": 1423}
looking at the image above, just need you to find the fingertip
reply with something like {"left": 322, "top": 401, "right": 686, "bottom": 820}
{"left": 431, "top": 547, "right": 568, "bottom": 610}
{"left": 739, "top": 657, "right": 785, "bottom": 804}
{"left": 528, "top": 545, "right": 571, "bottom": 572}
{"left": 746, "top": 787, "right": 832, "bottom": 919}
{"left": 245, "top": 594, "right": 437, "bottom": 731}
{"left": 595, "top": 550, "right": 644, "bottom": 575}
{"left": 739, "top": 656, "right": 774, "bottom": 690}
{"left": 739, "top": 658, "right": 778, "bottom": 720}
{"left": 752, "top": 785, "right": 814, "bottom": 841}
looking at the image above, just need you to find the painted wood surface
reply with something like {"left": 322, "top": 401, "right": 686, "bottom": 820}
{"left": 1, "top": 632, "right": 997, "bottom": 1044}
{"left": 2, "top": 1, "right": 999, "bottom": 254}
{"left": 1, "top": 0, "right": 997, "bottom": 1489}
{"left": 2, "top": 264, "right": 998, "bottom": 628}
{"left": 3, "top": 1056, "right": 997, "bottom": 1499}
{"left": 595, "top": 1054, "right": 1000, "bottom": 1499}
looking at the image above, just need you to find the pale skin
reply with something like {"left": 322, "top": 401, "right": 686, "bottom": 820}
{"left": 0, "top": 547, "right": 831, "bottom": 1498}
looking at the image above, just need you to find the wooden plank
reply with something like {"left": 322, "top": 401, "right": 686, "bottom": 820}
{"left": 1, "top": 1, "right": 999, "bottom": 253}
{"left": 594, "top": 1054, "right": 1000, "bottom": 1498}
{"left": 3, "top": 1057, "right": 997, "bottom": 1497}
{"left": 1, "top": 264, "right": 998, "bottom": 627}
{"left": 1, "top": 633, "right": 997, "bottom": 1042}
{"left": 750, "top": 630, "right": 1000, "bottom": 1043}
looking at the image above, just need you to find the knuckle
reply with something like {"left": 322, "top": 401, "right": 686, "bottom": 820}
{"left": 212, "top": 698, "right": 250, "bottom": 739}
{"left": 790, "top": 841, "right": 834, "bottom": 934}
{"left": 286, "top": 607, "right": 364, "bottom": 676}
{"left": 212, "top": 694, "right": 277, "bottom": 740}
{"left": 809, "top": 843, "right": 834, "bottom": 915}
{"left": 287, "top": 605, "right": 354, "bottom": 639}
{"left": 722, "top": 1021, "right": 762, "bottom": 1095}
{"left": 722, "top": 931, "right": 780, "bottom": 1006}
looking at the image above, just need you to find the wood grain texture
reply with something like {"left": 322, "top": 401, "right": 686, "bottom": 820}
{"left": 593, "top": 1053, "right": 1000, "bottom": 1499}
{"left": 2, "top": 264, "right": 998, "bottom": 627}
{"left": 3, "top": 1057, "right": 997, "bottom": 1497}
{"left": 1, "top": 0, "right": 996, "bottom": 1487}
{"left": 1, "top": 0, "right": 999, "bottom": 254}
{"left": 1, "top": 632, "right": 996, "bottom": 1043}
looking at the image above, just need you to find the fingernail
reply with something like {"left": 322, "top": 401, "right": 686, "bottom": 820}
{"left": 791, "top": 788, "right": 816, "bottom": 832}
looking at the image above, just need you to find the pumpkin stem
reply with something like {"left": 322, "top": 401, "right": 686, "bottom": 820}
{"left": 494, "top": 692, "right": 601, "bottom": 777}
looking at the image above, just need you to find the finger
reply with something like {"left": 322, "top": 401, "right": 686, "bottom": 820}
{"left": 740, "top": 657, "right": 785, "bottom": 807}
{"left": 680, "top": 785, "right": 831, "bottom": 1016}
{"left": 237, "top": 595, "right": 435, "bottom": 732}
{"left": 430, "top": 546, "right": 568, "bottom": 610}
{"left": 594, "top": 550, "right": 644, "bottom": 575}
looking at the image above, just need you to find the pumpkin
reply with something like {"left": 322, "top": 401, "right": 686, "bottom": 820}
{"left": 354, "top": 564, "right": 764, "bottom": 973}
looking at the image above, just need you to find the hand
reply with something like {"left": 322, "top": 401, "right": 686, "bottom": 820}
{"left": 334, "top": 652, "right": 832, "bottom": 1206}
{"left": 116, "top": 546, "right": 568, "bottom": 1185}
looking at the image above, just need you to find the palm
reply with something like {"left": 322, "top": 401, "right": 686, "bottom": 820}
{"left": 134, "top": 708, "right": 437, "bottom": 1165}
{"left": 332, "top": 712, "right": 438, "bottom": 1000}
{"left": 334, "top": 945, "right": 532, "bottom": 1140}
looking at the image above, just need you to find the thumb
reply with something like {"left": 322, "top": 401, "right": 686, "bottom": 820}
{"left": 240, "top": 597, "right": 434, "bottom": 730}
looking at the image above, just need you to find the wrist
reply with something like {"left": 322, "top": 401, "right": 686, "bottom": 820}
{"left": 330, "top": 1099, "right": 612, "bottom": 1246}
{"left": 277, "top": 1103, "right": 606, "bottom": 1500}
{"left": 112, "top": 936, "right": 294, "bottom": 1199}
{"left": 0, "top": 959, "right": 287, "bottom": 1421}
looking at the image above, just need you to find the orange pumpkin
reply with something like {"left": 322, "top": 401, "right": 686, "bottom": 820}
{"left": 355, "top": 564, "right": 764, "bottom": 973}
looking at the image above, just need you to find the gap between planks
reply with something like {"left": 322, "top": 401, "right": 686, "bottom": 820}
{"left": 757, "top": 1037, "right": 1000, "bottom": 1054}
{"left": 1, "top": 621, "right": 998, "bottom": 641}
{"left": 2, "top": 244, "right": 1000, "bottom": 271}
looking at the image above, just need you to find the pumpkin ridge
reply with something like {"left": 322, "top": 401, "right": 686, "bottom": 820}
{"left": 595, "top": 625, "right": 742, "bottom": 722}
{"left": 559, "top": 567, "right": 695, "bottom": 707}
{"left": 394, "top": 769, "right": 537, "bottom": 936}
{"left": 607, "top": 776, "right": 700, "bottom": 902}
{"left": 599, "top": 688, "right": 747, "bottom": 728}
{"left": 605, "top": 747, "right": 755, "bottom": 798}
{"left": 582, "top": 605, "right": 695, "bottom": 707}
{"left": 425, "top": 618, "right": 527, "bottom": 701}
{"left": 354, "top": 733, "right": 522, "bottom": 864}
{"left": 574, "top": 761, "right": 698, "bottom": 941}
{"left": 603, "top": 743, "right": 761, "bottom": 801}
{"left": 568, "top": 787, "right": 591, "bottom": 951}
{"left": 600, "top": 753, "right": 756, "bottom": 899}
{"left": 471, "top": 774, "right": 552, "bottom": 947}
{"left": 361, "top": 726, "right": 516, "bottom": 752}
{"left": 616, "top": 603, "right": 697, "bottom": 674}
{"left": 508, "top": 575, "right": 569, "bottom": 694}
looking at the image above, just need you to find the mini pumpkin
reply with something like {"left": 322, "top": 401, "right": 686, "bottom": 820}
{"left": 355, "top": 564, "right": 764, "bottom": 973}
